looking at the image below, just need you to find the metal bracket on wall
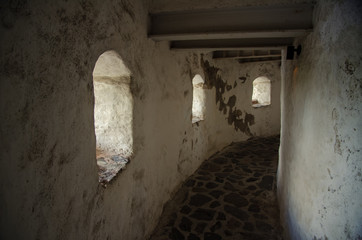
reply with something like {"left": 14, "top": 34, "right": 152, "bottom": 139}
{"left": 286, "top": 45, "right": 302, "bottom": 60}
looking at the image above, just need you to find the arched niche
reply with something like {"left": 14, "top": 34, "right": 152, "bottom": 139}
{"left": 93, "top": 50, "right": 133, "bottom": 184}
{"left": 252, "top": 76, "right": 271, "bottom": 108}
{"left": 192, "top": 74, "right": 206, "bottom": 123}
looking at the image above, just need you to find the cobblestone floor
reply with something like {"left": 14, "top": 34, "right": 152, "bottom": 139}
{"left": 149, "top": 135, "right": 283, "bottom": 240}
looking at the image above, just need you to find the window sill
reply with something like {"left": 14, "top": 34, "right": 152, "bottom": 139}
{"left": 192, "top": 117, "right": 204, "bottom": 124}
{"left": 97, "top": 154, "right": 129, "bottom": 187}
{"left": 252, "top": 103, "right": 270, "bottom": 108}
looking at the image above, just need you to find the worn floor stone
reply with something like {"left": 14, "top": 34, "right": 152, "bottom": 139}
{"left": 149, "top": 135, "right": 283, "bottom": 240}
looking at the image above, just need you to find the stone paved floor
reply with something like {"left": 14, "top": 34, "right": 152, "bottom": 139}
{"left": 149, "top": 135, "right": 283, "bottom": 240}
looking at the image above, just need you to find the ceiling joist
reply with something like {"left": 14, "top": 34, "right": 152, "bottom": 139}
{"left": 149, "top": 4, "right": 313, "bottom": 50}
{"left": 148, "top": 4, "right": 314, "bottom": 62}
{"left": 213, "top": 50, "right": 281, "bottom": 60}
{"left": 170, "top": 38, "right": 294, "bottom": 50}
{"left": 150, "top": 29, "right": 311, "bottom": 42}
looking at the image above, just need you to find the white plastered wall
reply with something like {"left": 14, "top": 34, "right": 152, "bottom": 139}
{"left": 0, "top": 1, "right": 283, "bottom": 240}
{"left": 0, "top": 1, "right": 226, "bottom": 239}
{"left": 277, "top": 0, "right": 362, "bottom": 239}
{"left": 201, "top": 55, "right": 281, "bottom": 142}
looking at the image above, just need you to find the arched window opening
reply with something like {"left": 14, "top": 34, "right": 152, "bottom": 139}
{"left": 252, "top": 76, "right": 271, "bottom": 108}
{"left": 93, "top": 50, "right": 133, "bottom": 185}
{"left": 192, "top": 74, "right": 206, "bottom": 123}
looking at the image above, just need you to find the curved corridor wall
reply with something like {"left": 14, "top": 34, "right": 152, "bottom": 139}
{"left": 0, "top": 1, "right": 282, "bottom": 240}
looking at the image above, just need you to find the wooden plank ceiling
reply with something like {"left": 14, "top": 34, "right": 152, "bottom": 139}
{"left": 148, "top": 4, "right": 314, "bottom": 63}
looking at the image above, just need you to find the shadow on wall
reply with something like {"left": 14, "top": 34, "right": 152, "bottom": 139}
{"left": 200, "top": 55, "right": 255, "bottom": 136}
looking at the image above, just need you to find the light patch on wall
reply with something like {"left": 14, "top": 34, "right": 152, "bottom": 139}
{"left": 192, "top": 74, "right": 206, "bottom": 123}
{"left": 93, "top": 50, "right": 133, "bottom": 185}
{"left": 252, "top": 76, "right": 271, "bottom": 107}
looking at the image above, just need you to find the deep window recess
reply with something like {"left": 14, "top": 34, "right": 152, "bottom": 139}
{"left": 192, "top": 74, "right": 206, "bottom": 123}
{"left": 252, "top": 76, "right": 271, "bottom": 108}
{"left": 93, "top": 50, "right": 133, "bottom": 185}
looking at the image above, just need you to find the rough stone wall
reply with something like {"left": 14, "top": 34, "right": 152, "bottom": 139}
{"left": 94, "top": 80, "right": 133, "bottom": 156}
{"left": 277, "top": 0, "right": 362, "bottom": 239}
{"left": 0, "top": 1, "right": 281, "bottom": 240}
{"left": 93, "top": 51, "right": 133, "bottom": 156}
{"left": 192, "top": 85, "right": 205, "bottom": 122}
{"left": 252, "top": 77, "right": 271, "bottom": 106}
